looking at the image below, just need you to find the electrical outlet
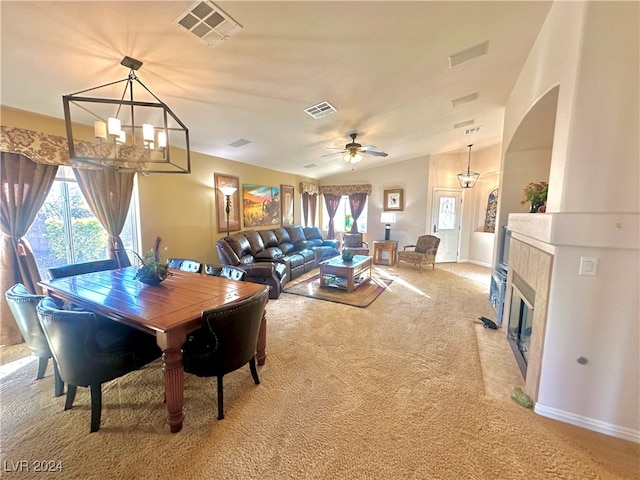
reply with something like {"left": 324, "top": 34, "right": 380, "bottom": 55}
{"left": 579, "top": 256, "right": 598, "bottom": 276}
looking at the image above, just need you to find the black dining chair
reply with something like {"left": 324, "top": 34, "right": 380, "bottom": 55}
{"left": 167, "top": 258, "right": 203, "bottom": 273}
{"left": 36, "top": 297, "right": 162, "bottom": 432}
{"left": 182, "top": 287, "right": 269, "bottom": 420}
{"left": 4, "top": 284, "right": 64, "bottom": 397}
{"left": 48, "top": 258, "right": 119, "bottom": 279}
{"left": 204, "top": 264, "right": 246, "bottom": 281}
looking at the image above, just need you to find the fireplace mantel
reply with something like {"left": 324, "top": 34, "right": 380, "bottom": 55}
{"left": 509, "top": 212, "right": 638, "bottom": 251}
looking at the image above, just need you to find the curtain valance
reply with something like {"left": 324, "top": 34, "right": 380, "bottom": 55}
{"left": 1, "top": 125, "right": 155, "bottom": 171}
{"left": 299, "top": 182, "right": 319, "bottom": 195}
{"left": 1, "top": 125, "right": 71, "bottom": 166}
{"left": 318, "top": 184, "right": 372, "bottom": 195}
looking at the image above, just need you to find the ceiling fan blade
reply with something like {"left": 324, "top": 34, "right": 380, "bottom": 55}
{"left": 359, "top": 145, "right": 380, "bottom": 151}
{"left": 363, "top": 150, "right": 388, "bottom": 157}
{"left": 321, "top": 151, "right": 345, "bottom": 158}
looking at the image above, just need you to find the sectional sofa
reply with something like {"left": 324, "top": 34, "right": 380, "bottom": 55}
{"left": 215, "top": 226, "right": 340, "bottom": 299}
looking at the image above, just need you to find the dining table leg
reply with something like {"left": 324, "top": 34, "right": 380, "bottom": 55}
{"left": 157, "top": 332, "right": 187, "bottom": 433}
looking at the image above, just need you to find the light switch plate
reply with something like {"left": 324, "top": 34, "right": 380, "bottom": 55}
{"left": 579, "top": 256, "right": 598, "bottom": 276}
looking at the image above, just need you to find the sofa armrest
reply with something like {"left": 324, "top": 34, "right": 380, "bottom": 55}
{"left": 322, "top": 239, "right": 341, "bottom": 249}
{"left": 237, "top": 262, "right": 284, "bottom": 280}
{"left": 235, "top": 263, "right": 287, "bottom": 299}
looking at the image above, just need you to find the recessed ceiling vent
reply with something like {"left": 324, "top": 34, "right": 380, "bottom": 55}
{"left": 229, "top": 138, "right": 251, "bottom": 148}
{"left": 449, "top": 41, "right": 489, "bottom": 68}
{"left": 304, "top": 101, "right": 337, "bottom": 119}
{"left": 173, "top": 1, "right": 242, "bottom": 48}
{"left": 303, "top": 163, "right": 318, "bottom": 169}
{"left": 451, "top": 92, "right": 479, "bottom": 107}
{"left": 454, "top": 119, "right": 475, "bottom": 129}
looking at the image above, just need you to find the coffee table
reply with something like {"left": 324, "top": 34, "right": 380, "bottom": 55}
{"left": 319, "top": 255, "right": 373, "bottom": 293}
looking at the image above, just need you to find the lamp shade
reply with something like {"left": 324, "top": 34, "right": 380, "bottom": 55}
{"left": 344, "top": 152, "right": 363, "bottom": 164}
{"left": 380, "top": 212, "right": 396, "bottom": 224}
{"left": 219, "top": 186, "right": 237, "bottom": 196}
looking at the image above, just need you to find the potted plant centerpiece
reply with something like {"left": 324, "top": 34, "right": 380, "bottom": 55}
{"left": 520, "top": 181, "right": 548, "bottom": 213}
{"left": 133, "top": 236, "right": 170, "bottom": 285}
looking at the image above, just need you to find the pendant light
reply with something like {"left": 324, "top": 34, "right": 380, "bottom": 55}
{"left": 457, "top": 144, "right": 480, "bottom": 188}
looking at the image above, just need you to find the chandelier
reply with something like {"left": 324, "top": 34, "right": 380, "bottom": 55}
{"left": 62, "top": 56, "right": 191, "bottom": 173}
{"left": 457, "top": 144, "right": 480, "bottom": 188}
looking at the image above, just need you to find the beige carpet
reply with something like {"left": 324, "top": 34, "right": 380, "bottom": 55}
{"left": 283, "top": 266, "right": 396, "bottom": 307}
{"left": 1, "top": 264, "right": 638, "bottom": 480}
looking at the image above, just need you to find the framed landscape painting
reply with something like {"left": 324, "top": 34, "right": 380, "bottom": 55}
{"left": 243, "top": 184, "right": 280, "bottom": 227}
{"left": 384, "top": 188, "right": 404, "bottom": 211}
{"left": 214, "top": 173, "right": 240, "bottom": 234}
{"left": 280, "top": 184, "right": 294, "bottom": 226}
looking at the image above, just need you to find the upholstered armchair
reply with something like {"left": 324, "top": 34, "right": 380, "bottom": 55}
{"left": 341, "top": 232, "right": 369, "bottom": 256}
{"left": 397, "top": 235, "right": 441, "bottom": 271}
{"left": 48, "top": 259, "right": 119, "bottom": 279}
{"left": 167, "top": 258, "right": 203, "bottom": 273}
{"left": 5, "top": 284, "right": 64, "bottom": 397}
{"left": 36, "top": 297, "right": 162, "bottom": 432}
{"left": 204, "top": 264, "right": 247, "bottom": 281}
{"left": 182, "top": 288, "right": 269, "bottom": 420}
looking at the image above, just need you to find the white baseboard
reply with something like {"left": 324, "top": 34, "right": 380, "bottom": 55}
{"left": 456, "top": 258, "right": 493, "bottom": 268}
{"left": 467, "top": 259, "right": 492, "bottom": 268}
{"left": 535, "top": 403, "right": 640, "bottom": 443}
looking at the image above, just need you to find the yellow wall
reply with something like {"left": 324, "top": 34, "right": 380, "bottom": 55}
{"left": 1, "top": 106, "right": 317, "bottom": 264}
{"left": 137, "top": 153, "right": 315, "bottom": 264}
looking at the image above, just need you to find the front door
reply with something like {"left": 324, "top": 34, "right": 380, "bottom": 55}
{"left": 431, "top": 189, "right": 462, "bottom": 263}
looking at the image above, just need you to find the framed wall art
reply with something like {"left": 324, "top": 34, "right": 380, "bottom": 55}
{"left": 280, "top": 184, "right": 294, "bottom": 226}
{"left": 384, "top": 188, "right": 404, "bottom": 211}
{"left": 214, "top": 173, "right": 240, "bottom": 234}
{"left": 243, "top": 184, "right": 280, "bottom": 227}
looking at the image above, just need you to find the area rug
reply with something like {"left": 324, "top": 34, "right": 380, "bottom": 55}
{"left": 283, "top": 268, "right": 396, "bottom": 307}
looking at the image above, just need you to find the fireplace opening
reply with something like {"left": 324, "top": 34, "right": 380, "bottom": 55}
{"left": 507, "top": 274, "right": 535, "bottom": 378}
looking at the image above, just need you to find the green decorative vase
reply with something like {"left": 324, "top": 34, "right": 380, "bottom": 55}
{"left": 342, "top": 251, "right": 353, "bottom": 262}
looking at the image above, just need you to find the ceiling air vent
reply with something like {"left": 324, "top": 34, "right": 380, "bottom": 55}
{"left": 173, "top": 1, "right": 242, "bottom": 48}
{"left": 304, "top": 101, "right": 337, "bottom": 119}
{"left": 303, "top": 163, "right": 319, "bottom": 169}
{"left": 454, "top": 119, "right": 475, "bottom": 129}
{"left": 229, "top": 138, "right": 251, "bottom": 148}
{"left": 449, "top": 41, "right": 489, "bottom": 68}
{"left": 451, "top": 92, "right": 479, "bottom": 107}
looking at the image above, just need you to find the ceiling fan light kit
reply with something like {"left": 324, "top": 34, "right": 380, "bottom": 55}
{"left": 323, "top": 132, "right": 388, "bottom": 165}
{"left": 344, "top": 152, "right": 363, "bottom": 164}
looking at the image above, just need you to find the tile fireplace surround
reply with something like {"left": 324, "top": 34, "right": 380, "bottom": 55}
{"left": 502, "top": 225, "right": 552, "bottom": 403}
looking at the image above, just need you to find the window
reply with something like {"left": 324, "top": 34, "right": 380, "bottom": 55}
{"left": 26, "top": 166, "right": 138, "bottom": 279}
{"left": 322, "top": 195, "right": 368, "bottom": 233}
{"left": 437, "top": 195, "right": 457, "bottom": 230}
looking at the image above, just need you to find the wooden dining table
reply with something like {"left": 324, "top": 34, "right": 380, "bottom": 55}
{"left": 39, "top": 266, "right": 269, "bottom": 433}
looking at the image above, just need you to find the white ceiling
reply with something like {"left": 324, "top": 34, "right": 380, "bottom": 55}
{"left": 0, "top": 1, "right": 552, "bottom": 179}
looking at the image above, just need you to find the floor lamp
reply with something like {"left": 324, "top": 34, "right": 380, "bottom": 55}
{"left": 219, "top": 187, "right": 237, "bottom": 237}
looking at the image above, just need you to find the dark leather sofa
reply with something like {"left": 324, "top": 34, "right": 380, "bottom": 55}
{"left": 215, "top": 226, "right": 339, "bottom": 299}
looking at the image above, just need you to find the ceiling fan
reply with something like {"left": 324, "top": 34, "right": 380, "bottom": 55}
{"left": 322, "top": 133, "right": 389, "bottom": 164}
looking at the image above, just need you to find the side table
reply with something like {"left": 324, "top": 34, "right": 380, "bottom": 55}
{"left": 372, "top": 240, "right": 398, "bottom": 266}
